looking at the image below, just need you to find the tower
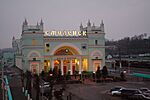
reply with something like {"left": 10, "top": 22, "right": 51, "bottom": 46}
{"left": 80, "top": 20, "right": 105, "bottom": 71}
{"left": 80, "top": 22, "right": 83, "bottom": 31}
{"left": 21, "top": 19, "right": 44, "bottom": 73}
{"left": 40, "top": 19, "right": 44, "bottom": 31}
{"left": 87, "top": 20, "right": 91, "bottom": 31}
{"left": 100, "top": 20, "right": 104, "bottom": 32}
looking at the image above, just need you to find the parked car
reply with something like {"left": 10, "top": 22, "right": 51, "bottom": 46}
{"left": 121, "top": 88, "right": 142, "bottom": 99}
{"left": 143, "top": 91, "right": 150, "bottom": 100}
{"left": 39, "top": 79, "right": 51, "bottom": 94}
{"left": 140, "top": 88, "right": 150, "bottom": 93}
{"left": 110, "top": 86, "right": 125, "bottom": 96}
{"left": 130, "top": 93, "right": 145, "bottom": 100}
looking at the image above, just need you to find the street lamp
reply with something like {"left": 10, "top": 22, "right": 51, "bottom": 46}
{"left": 128, "top": 61, "right": 131, "bottom": 73}
{"left": 93, "top": 71, "right": 95, "bottom": 82}
{"left": 118, "top": 48, "right": 122, "bottom": 69}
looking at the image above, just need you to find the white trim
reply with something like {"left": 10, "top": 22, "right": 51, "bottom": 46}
{"left": 50, "top": 43, "right": 82, "bottom": 55}
{"left": 27, "top": 50, "right": 41, "bottom": 58}
{"left": 90, "top": 50, "right": 103, "bottom": 58}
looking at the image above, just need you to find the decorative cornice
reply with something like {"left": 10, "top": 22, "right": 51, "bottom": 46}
{"left": 44, "top": 37, "right": 88, "bottom": 41}
{"left": 22, "top": 45, "right": 44, "bottom": 49}
{"left": 43, "top": 55, "right": 88, "bottom": 59}
{"left": 88, "top": 45, "right": 106, "bottom": 48}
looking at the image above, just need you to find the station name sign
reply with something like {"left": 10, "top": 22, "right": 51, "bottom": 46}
{"left": 44, "top": 30, "right": 87, "bottom": 37}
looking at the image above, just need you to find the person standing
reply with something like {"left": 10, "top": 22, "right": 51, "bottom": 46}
{"left": 35, "top": 74, "right": 40, "bottom": 100}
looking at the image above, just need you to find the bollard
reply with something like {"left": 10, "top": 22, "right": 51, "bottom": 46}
{"left": 67, "top": 96, "right": 69, "bottom": 100}
{"left": 69, "top": 92, "right": 72, "bottom": 100}
{"left": 25, "top": 90, "right": 28, "bottom": 96}
{"left": 22, "top": 87, "right": 24, "bottom": 93}
{"left": 27, "top": 94, "right": 30, "bottom": 100}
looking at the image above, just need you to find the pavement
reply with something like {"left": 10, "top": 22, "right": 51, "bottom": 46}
{"left": 64, "top": 81, "right": 150, "bottom": 100}
{"left": 2, "top": 66, "right": 150, "bottom": 100}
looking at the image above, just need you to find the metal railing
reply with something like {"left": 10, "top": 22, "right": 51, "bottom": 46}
{"left": 4, "top": 76, "right": 13, "bottom": 100}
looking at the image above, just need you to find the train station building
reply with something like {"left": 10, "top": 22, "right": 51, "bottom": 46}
{"left": 12, "top": 19, "right": 106, "bottom": 75}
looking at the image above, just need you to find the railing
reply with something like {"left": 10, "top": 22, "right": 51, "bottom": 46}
{"left": 4, "top": 76, "right": 13, "bottom": 100}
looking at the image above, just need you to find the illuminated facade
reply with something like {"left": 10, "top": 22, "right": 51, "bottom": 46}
{"left": 13, "top": 19, "right": 105, "bottom": 75}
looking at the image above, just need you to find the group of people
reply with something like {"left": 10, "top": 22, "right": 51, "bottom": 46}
{"left": 20, "top": 70, "right": 41, "bottom": 100}
{"left": 93, "top": 66, "right": 108, "bottom": 82}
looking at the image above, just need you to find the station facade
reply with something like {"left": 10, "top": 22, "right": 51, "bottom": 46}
{"left": 12, "top": 19, "right": 106, "bottom": 75}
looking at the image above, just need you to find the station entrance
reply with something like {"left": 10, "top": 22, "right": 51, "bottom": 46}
{"left": 44, "top": 46, "right": 88, "bottom": 75}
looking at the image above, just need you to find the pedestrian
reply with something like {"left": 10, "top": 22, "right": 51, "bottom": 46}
{"left": 21, "top": 70, "right": 25, "bottom": 92}
{"left": 27, "top": 71, "right": 32, "bottom": 99}
{"left": 35, "top": 74, "right": 40, "bottom": 100}
{"left": 120, "top": 71, "right": 126, "bottom": 81}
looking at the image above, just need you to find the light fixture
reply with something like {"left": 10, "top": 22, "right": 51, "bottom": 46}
{"left": 65, "top": 49, "right": 69, "bottom": 53}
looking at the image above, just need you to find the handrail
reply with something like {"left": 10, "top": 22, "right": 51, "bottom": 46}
{"left": 4, "top": 76, "right": 13, "bottom": 100}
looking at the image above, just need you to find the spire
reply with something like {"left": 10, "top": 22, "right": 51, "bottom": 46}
{"left": 12, "top": 36, "right": 15, "bottom": 41}
{"left": 80, "top": 22, "right": 83, "bottom": 27}
{"left": 24, "top": 18, "right": 28, "bottom": 25}
{"left": 40, "top": 19, "right": 44, "bottom": 26}
{"left": 100, "top": 20, "right": 104, "bottom": 32}
{"left": 92, "top": 23, "right": 95, "bottom": 27}
{"left": 101, "top": 20, "right": 104, "bottom": 25}
{"left": 37, "top": 22, "right": 39, "bottom": 26}
{"left": 80, "top": 22, "right": 83, "bottom": 29}
{"left": 87, "top": 19, "right": 91, "bottom": 27}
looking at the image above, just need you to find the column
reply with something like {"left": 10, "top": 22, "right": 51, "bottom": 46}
{"left": 79, "top": 57, "right": 82, "bottom": 74}
{"left": 61, "top": 59, "right": 63, "bottom": 75}
{"left": 70, "top": 59, "right": 73, "bottom": 75}
{"left": 51, "top": 59, "right": 54, "bottom": 70}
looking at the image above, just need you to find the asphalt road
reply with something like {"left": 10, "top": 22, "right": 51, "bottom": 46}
{"left": 65, "top": 81, "right": 150, "bottom": 100}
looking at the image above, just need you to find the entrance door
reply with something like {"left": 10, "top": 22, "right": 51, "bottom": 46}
{"left": 93, "top": 60, "right": 101, "bottom": 71}
{"left": 30, "top": 62, "right": 39, "bottom": 74}
{"left": 95, "top": 63, "right": 100, "bottom": 71}
{"left": 54, "top": 66, "right": 59, "bottom": 75}
{"left": 63, "top": 66, "right": 67, "bottom": 75}
{"left": 72, "top": 66, "right": 75, "bottom": 75}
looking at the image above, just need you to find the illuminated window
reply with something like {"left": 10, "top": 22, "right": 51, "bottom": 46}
{"left": 44, "top": 60, "right": 50, "bottom": 72}
{"left": 32, "top": 39, "right": 37, "bottom": 45}
{"left": 82, "top": 58, "right": 88, "bottom": 71}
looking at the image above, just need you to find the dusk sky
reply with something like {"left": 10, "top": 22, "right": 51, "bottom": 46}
{"left": 0, "top": 0, "right": 150, "bottom": 48}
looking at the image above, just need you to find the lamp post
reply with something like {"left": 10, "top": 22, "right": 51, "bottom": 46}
{"left": 116, "top": 43, "right": 122, "bottom": 72}
{"left": 93, "top": 71, "right": 95, "bottom": 82}
{"left": 128, "top": 61, "right": 130, "bottom": 74}
{"left": 118, "top": 48, "right": 122, "bottom": 69}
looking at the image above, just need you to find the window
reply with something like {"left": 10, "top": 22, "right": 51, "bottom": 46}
{"left": 82, "top": 46, "right": 86, "bottom": 49}
{"left": 46, "top": 49, "right": 50, "bottom": 52}
{"left": 95, "top": 57, "right": 98, "bottom": 59}
{"left": 46, "top": 43, "right": 49, "bottom": 47}
{"left": 33, "top": 58, "right": 36, "bottom": 61}
{"left": 32, "top": 39, "right": 37, "bottom": 45}
{"left": 81, "top": 44, "right": 87, "bottom": 49}
{"left": 95, "top": 40, "right": 98, "bottom": 45}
